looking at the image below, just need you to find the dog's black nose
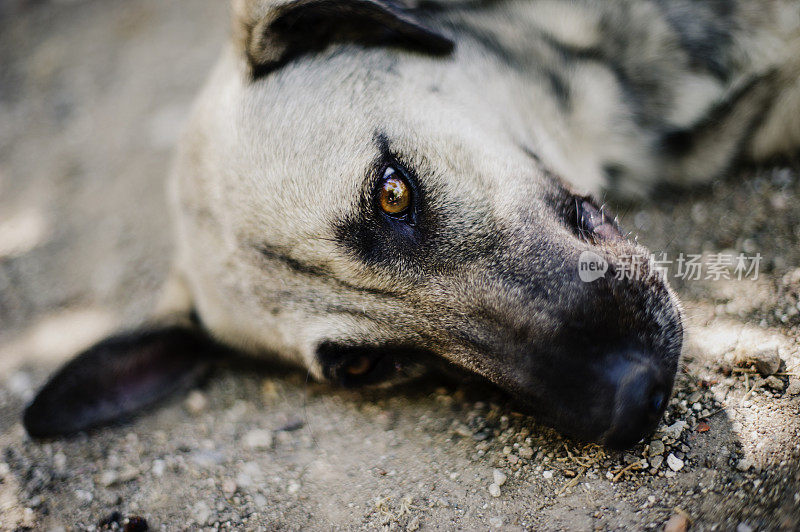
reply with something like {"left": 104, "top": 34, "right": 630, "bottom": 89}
{"left": 602, "top": 355, "right": 669, "bottom": 449}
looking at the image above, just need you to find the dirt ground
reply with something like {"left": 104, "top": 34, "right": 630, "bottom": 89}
{"left": 1, "top": 1, "right": 799, "bottom": 530}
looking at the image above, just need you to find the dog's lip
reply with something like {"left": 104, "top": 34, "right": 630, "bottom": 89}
{"left": 600, "top": 412, "right": 664, "bottom": 449}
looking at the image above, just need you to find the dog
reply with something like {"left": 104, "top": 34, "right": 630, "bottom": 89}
{"left": 22, "top": 0, "right": 800, "bottom": 448}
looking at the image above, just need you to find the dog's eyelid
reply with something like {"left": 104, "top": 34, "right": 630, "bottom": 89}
{"left": 376, "top": 155, "right": 412, "bottom": 180}
{"left": 370, "top": 156, "right": 420, "bottom": 214}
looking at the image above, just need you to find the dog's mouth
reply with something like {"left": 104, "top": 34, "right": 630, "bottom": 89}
{"left": 315, "top": 334, "right": 679, "bottom": 448}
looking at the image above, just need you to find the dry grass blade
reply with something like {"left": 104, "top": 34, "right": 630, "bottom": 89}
{"left": 612, "top": 461, "right": 643, "bottom": 482}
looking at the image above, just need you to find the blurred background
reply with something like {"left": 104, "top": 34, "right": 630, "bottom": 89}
{"left": 1, "top": 1, "right": 799, "bottom": 530}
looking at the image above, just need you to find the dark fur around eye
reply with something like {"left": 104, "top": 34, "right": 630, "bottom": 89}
{"left": 336, "top": 157, "right": 430, "bottom": 267}
{"left": 336, "top": 135, "right": 496, "bottom": 272}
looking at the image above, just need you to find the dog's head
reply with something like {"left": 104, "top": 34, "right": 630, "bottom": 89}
{"left": 24, "top": 0, "right": 682, "bottom": 449}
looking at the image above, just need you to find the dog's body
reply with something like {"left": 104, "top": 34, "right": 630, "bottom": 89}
{"left": 24, "top": 1, "right": 800, "bottom": 447}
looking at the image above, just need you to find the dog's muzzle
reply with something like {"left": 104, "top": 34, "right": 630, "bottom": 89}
{"left": 600, "top": 353, "right": 671, "bottom": 448}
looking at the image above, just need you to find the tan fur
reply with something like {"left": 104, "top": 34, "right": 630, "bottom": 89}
{"left": 162, "top": 0, "right": 799, "bottom": 376}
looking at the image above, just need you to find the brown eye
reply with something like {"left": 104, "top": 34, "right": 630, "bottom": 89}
{"left": 378, "top": 168, "right": 411, "bottom": 215}
{"left": 346, "top": 356, "right": 372, "bottom": 376}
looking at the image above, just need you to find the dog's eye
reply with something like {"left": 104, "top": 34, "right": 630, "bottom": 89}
{"left": 378, "top": 167, "right": 411, "bottom": 215}
{"left": 346, "top": 355, "right": 373, "bottom": 376}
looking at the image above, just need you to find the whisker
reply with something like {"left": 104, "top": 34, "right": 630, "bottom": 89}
{"left": 302, "top": 365, "right": 319, "bottom": 450}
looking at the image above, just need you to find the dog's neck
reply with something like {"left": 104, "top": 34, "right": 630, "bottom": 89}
{"left": 432, "top": 0, "right": 789, "bottom": 197}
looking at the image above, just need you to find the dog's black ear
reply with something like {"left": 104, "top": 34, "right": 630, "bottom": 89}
{"left": 233, "top": 0, "right": 454, "bottom": 77}
{"left": 23, "top": 326, "right": 220, "bottom": 439}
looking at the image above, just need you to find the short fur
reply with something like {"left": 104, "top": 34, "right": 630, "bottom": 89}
{"left": 25, "top": 0, "right": 800, "bottom": 447}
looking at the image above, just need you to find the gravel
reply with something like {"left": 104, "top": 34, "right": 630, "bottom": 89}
{"left": 736, "top": 346, "right": 783, "bottom": 376}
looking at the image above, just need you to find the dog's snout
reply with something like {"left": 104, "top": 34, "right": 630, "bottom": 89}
{"left": 602, "top": 355, "right": 669, "bottom": 449}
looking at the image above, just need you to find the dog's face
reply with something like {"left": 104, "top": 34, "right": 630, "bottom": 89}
{"left": 24, "top": 0, "right": 683, "bottom": 448}
{"left": 169, "top": 0, "right": 683, "bottom": 448}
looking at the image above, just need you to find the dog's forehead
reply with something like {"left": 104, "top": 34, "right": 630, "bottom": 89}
{"left": 216, "top": 49, "right": 552, "bottom": 241}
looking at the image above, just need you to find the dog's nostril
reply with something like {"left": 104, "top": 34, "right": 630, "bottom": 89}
{"left": 649, "top": 389, "right": 665, "bottom": 414}
{"left": 573, "top": 199, "right": 624, "bottom": 241}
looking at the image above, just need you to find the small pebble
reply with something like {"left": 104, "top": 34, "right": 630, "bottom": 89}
{"left": 666, "top": 454, "right": 684, "bottom": 472}
{"left": 98, "top": 511, "right": 123, "bottom": 529}
{"left": 737, "top": 458, "right": 753, "bottom": 472}
{"left": 75, "top": 490, "right": 93, "bottom": 504}
{"left": 764, "top": 376, "right": 785, "bottom": 391}
{"left": 663, "top": 421, "right": 687, "bottom": 440}
{"left": 261, "top": 379, "right": 279, "bottom": 401}
{"left": 787, "top": 379, "right": 800, "bottom": 395}
{"left": 488, "top": 483, "right": 501, "bottom": 497}
{"left": 489, "top": 517, "right": 503, "bottom": 528}
{"left": 649, "top": 440, "right": 665, "bottom": 457}
{"left": 221, "top": 479, "right": 237, "bottom": 497}
{"left": 99, "top": 467, "right": 137, "bottom": 487}
{"left": 453, "top": 424, "right": 472, "bottom": 438}
{"left": 7, "top": 372, "right": 33, "bottom": 401}
{"left": 53, "top": 452, "right": 67, "bottom": 473}
{"left": 244, "top": 429, "right": 274, "bottom": 450}
{"left": 518, "top": 446, "right": 533, "bottom": 459}
{"left": 542, "top": 470, "right": 553, "bottom": 479}
{"left": 736, "top": 523, "right": 754, "bottom": 532}
{"left": 100, "top": 470, "right": 118, "bottom": 487}
{"left": 184, "top": 390, "right": 208, "bottom": 415}
{"left": 492, "top": 469, "right": 507, "bottom": 487}
{"left": 663, "top": 512, "right": 689, "bottom": 532}
{"left": 151, "top": 460, "right": 165, "bottom": 477}
{"left": 193, "top": 501, "right": 211, "bottom": 525}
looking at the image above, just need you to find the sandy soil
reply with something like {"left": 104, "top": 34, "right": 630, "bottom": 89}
{"left": 1, "top": 1, "right": 799, "bottom": 530}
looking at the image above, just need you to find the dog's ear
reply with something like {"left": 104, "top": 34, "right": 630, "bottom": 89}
{"left": 23, "top": 325, "right": 221, "bottom": 438}
{"left": 233, "top": 0, "right": 454, "bottom": 76}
